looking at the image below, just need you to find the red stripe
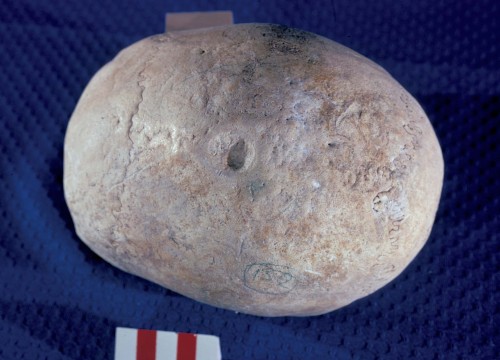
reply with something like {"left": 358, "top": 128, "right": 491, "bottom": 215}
{"left": 176, "top": 333, "right": 197, "bottom": 360}
{"left": 136, "top": 329, "right": 157, "bottom": 360}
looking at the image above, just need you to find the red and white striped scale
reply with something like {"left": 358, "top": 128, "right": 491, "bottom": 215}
{"left": 115, "top": 327, "right": 222, "bottom": 360}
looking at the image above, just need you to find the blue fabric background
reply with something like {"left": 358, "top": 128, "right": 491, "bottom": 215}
{"left": 0, "top": 0, "right": 498, "bottom": 359}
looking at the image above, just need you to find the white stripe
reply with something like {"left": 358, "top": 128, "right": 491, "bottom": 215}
{"left": 156, "top": 331, "right": 178, "bottom": 360}
{"left": 195, "top": 334, "right": 222, "bottom": 360}
{"left": 115, "top": 327, "right": 137, "bottom": 360}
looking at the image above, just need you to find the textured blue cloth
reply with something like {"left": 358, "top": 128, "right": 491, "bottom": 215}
{"left": 0, "top": 0, "right": 498, "bottom": 359}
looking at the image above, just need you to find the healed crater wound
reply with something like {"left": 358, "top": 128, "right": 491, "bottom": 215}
{"left": 64, "top": 23, "right": 443, "bottom": 317}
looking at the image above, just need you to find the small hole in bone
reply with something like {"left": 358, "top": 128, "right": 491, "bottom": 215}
{"left": 227, "top": 139, "right": 247, "bottom": 170}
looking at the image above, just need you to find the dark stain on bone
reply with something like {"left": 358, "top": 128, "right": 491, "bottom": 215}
{"left": 248, "top": 179, "right": 266, "bottom": 200}
{"left": 259, "top": 24, "right": 312, "bottom": 54}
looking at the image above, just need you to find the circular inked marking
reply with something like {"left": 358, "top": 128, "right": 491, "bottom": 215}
{"left": 243, "top": 263, "right": 296, "bottom": 295}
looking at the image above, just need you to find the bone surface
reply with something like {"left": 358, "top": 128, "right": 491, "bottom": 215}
{"left": 64, "top": 24, "right": 444, "bottom": 316}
